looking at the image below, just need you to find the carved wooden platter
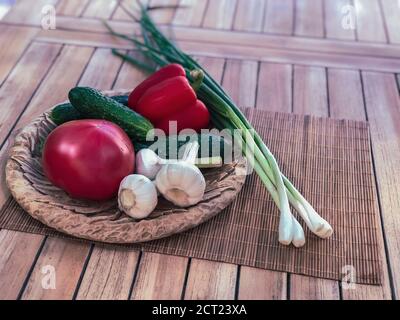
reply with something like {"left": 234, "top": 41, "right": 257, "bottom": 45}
{"left": 5, "top": 90, "right": 247, "bottom": 244}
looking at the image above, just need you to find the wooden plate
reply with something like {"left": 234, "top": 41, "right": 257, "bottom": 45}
{"left": 5, "top": 90, "right": 247, "bottom": 244}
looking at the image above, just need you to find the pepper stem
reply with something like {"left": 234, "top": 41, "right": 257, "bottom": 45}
{"left": 190, "top": 69, "right": 205, "bottom": 92}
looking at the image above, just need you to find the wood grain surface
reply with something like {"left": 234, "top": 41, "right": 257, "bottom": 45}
{"left": 0, "top": 0, "right": 399, "bottom": 300}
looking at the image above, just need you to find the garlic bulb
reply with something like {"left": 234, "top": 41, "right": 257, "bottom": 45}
{"left": 136, "top": 149, "right": 163, "bottom": 180}
{"left": 118, "top": 175, "right": 158, "bottom": 219}
{"left": 156, "top": 162, "right": 206, "bottom": 208}
{"left": 136, "top": 147, "right": 222, "bottom": 180}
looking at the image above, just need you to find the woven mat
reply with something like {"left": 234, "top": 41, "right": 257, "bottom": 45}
{"left": 0, "top": 109, "right": 382, "bottom": 285}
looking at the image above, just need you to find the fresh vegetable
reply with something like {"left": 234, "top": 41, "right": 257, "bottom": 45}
{"left": 128, "top": 64, "right": 185, "bottom": 106}
{"left": 112, "top": 95, "right": 130, "bottom": 106}
{"left": 156, "top": 142, "right": 206, "bottom": 207}
{"left": 106, "top": 5, "right": 333, "bottom": 247}
{"left": 118, "top": 174, "right": 158, "bottom": 219}
{"left": 68, "top": 87, "right": 153, "bottom": 141}
{"left": 42, "top": 120, "right": 135, "bottom": 201}
{"left": 50, "top": 103, "right": 82, "bottom": 125}
{"left": 50, "top": 95, "right": 130, "bottom": 125}
{"left": 128, "top": 64, "right": 210, "bottom": 134}
{"left": 136, "top": 148, "right": 222, "bottom": 180}
{"left": 135, "top": 133, "right": 230, "bottom": 161}
{"left": 136, "top": 149, "right": 162, "bottom": 180}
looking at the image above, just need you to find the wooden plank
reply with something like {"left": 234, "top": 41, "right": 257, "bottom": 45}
{"left": 328, "top": 68, "right": 391, "bottom": 300}
{"left": 294, "top": 0, "right": 324, "bottom": 37}
{"left": 56, "top": 0, "right": 90, "bottom": 16}
{"left": 78, "top": 48, "right": 123, "bottom": 89}
{"left": 114, "top": 0, "right": 179, "bottom": 23}
{"left": 203, "top": 0, "right": 238, "bottom": 30}
{"left": 264, "top": 0, "right": 294, "bottom": 35}
{"left": 380, "top": 0, "right": 400, "bottom": 44}
{"left": 184, "top": 260, "right": 237, "bottom": 300}
{"left": 178, "top": 41, "right": 400, "bottom": 73}
{"left": 113, "top": 51, "right": 150, "bottom": 90}
{"left": 82, "top": 0, "right": 118, "bottom": 19}
{"left": 0, "top": 42, "right": 61, "bottom": 146}
{"left": 222, "top": 59, "right": 259, "bottom": 108}
{"left": 36, "top": 29, "right": 131, "bottom": 50}
{"left": 293, "top": 65, "right": 328, "bottom": 117}
{"left": 328, "top": 68, "right": 365, "bottom": 121}
{"left": 17, "top": 45, "right": 94, "bottom": 128}
{"left": 291, "top": 65, "right": 340, "bottom": 300}
{"left": 76, "top": 246, "right": 139, "bottom": 300}
{"left": 290, "top": 276, "right": 340, "bottom": 300}
{"left": 238, "top": 267, "right": 287, "bottom": 300}
{"left": 2, "top": 0, "right": 58, "bottom": 25}
{"left": 194, "top": 55, "right": 225, "bottom": 88}
{"left": 21, "top": 239, "right": 90, "bottom": 300}
{"left": 354, "top": 0, "right": 387, "bottom": 42}
{"left": 35, "top": 28, "right": 400, "bottom": 73}
{"left": 149, "top": 0, "right": 179, "bottom": 24}
{"left": 325, "top": 0, "right": 356, "bottom": 40}
{"left": 362, "top": 71, "right": 400, "bottom": 299}
{"left": 173, "top": 0, "right": 208, "bottom": 27}
{"left": 0, "top": 43, "right": 71, "bottom": 300}
{"left": 0, "top": 231, "right": 44, "bottom": 300}
{"left": 0, "top": 25, "right": 38, "bottom": 86}
{"left": 0, "top": 45, "right": 93, "bottom": 299}
{"left": 32, "top": 17, "right": 400, "bottom": 59}
{"left": 233, "top": 0, "right": 265, "bottom": 32}
{"left": 256, "top": 62, "right": 292, "bottom": 112}
{"left": 112, "top": 0, "right": 149, "bottom": 21}
{"left": 131, "top": 253, "right": 188, "bottom": 300}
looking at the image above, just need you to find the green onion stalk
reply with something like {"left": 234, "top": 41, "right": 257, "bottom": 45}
{"left": 105, "top": 2, "right": 333, "bottom": 246}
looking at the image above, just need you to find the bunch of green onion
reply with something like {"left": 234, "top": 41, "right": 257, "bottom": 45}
{"left": 105, "top": 2, "right": 333, "bottom": 247}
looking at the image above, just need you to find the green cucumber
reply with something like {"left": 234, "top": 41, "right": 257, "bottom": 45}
{"left": 111, "top": 95, "right": 129, "bottom": 106}
{"left": 51, "top": 95, "right": 130, "bottom": 125}
{"left": 68, "top": 87, "right": 153, "bottom": 141}
{"left": 135, "top": 134, "right": 232, "bottom": 161}
{"left": 50, "top": 103, "right": 82, "bottom": 125}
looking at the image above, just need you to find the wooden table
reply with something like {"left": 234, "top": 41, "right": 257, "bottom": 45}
{"left": 0, "top": 0, "right": 399, "bottom": 300}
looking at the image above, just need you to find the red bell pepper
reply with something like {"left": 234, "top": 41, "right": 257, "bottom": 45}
{"left": 128, "top": 64, "right": 210, "bottom": 134}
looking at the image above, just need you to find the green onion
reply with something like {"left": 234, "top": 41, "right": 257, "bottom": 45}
{"left": 105, "top": 2, "right": 333, "bottom": 246}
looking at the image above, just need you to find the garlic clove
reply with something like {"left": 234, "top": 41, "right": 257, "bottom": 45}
{"left": 156, "top": 162, "right": 206, "bottom": 208}
{"left": 118, "top": 174, "right": 158, "bottom": 220}
{"left": 136, "top": 149, "right": 163, "bottom": 180}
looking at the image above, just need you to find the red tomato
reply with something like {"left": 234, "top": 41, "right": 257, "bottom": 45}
{"left": 42, "top": 120, "right": 135, "bottom": 201}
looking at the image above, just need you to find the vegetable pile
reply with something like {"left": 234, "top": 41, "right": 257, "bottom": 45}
{"left": 42, "top": 3, "right": 333, "bottom": 248}
{"left": 103, "top": 2, "right": 333, "bottom": 247}
{"left": 46, "top": 82, "right": 220, "bottom": 206}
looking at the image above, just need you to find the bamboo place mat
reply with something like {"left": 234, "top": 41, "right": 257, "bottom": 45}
{"left": 0, "top": 109, "right": 382, "bottom": 285}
